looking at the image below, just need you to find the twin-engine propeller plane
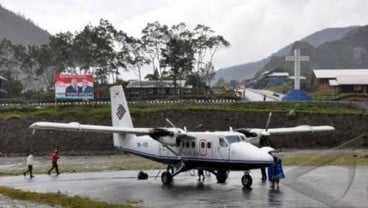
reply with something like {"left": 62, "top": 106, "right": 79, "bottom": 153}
{"left": 30, "top": 85, "right": 334, "bottom": 188}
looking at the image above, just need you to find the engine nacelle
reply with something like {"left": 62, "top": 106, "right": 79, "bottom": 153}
{"left": 158, "top": 136, "right": 177, "bottom": 146}
{"left": 149, "top": 127, "right": 185, "bottom": 146}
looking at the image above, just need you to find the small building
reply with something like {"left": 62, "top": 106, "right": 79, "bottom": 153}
{"left": 313, "top": 69, "right": 368, "bottom": 93}
{"left": 265, "top": 72, "right": 290, "bottom": 86}
{"left": 126, "top": 80, "right": 193, "bottom": 96}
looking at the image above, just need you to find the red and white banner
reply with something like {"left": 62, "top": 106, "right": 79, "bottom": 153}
{"left": 55, "top": 74, "right": 94, "bottom": 100}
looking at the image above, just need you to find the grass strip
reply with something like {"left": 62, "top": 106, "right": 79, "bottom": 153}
{"left": 0, "top": 186, "right": 134, "bottom": 208}
{"left": 0, "top": 102, "right": 365, "bottom": 121}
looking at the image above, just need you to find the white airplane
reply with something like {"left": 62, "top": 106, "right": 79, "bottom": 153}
{"left": 30, "top": 85, "right": 334, "bottom": 188}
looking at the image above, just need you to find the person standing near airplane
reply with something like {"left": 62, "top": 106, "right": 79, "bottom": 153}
{"left": 23, "top": 152, "right": 34, "bottom": 179}
{"left": 268, "top": 151, "right": 285, "bottom": 190}
{"left": 198, "top": 169, "right": 205, "bottom": 182}
{"left": 47, "top": 149, "right": 60, "bottom": 175}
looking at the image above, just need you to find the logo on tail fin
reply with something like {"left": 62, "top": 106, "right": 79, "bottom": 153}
{"left": 116, "top": 104, "right": 126, "bottom": 120}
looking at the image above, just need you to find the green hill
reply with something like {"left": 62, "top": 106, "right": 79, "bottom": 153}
{"left": 258, "top": 26, "right": 368, "bottom": 78}
{"left": 0, "top": 4, "right": 50, "bottom": 45}
{"left": 215, "top": 26, "right": 358, "bottom": 82}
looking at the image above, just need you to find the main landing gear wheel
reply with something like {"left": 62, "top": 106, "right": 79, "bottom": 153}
{"left": 216, "top": 171, "right": 228, "bottom": 183}
{"left": 241, "top": 174, "right": 253, "bottom": 188}
{"left": 161, "top": 171, "right": 173, "bottom": 185}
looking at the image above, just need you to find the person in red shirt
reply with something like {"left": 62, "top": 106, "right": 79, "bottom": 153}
{"left": 47, "top": 149, "right": 60, "bottom": 175}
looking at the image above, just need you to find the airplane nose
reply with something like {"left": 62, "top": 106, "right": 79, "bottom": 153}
{"left": 232, "top": 142, "right": 274, "bottom": 164}
{"left": 261, "top": 150, "right": 274, "bottom": 164}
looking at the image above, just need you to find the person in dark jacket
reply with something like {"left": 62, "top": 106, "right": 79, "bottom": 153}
{"left": 268, "top": 151, "right": 285, "bottom": 190}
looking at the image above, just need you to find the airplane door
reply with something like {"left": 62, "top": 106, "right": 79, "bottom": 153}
{"left": 199, "top": 139, "right": 207, "bottom": 156}
{"left": 218, "top": 137, "right": 229, "bottom": 160}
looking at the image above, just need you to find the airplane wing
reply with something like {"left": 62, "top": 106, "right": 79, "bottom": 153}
{"left": 266, "top": 125, "right": 335, "bottom": 134}
{"left": 30, "top": 121, "right": 185, "bottom": 139}
{"left": 237, "top": 125, "right": 335, "bottom": 137}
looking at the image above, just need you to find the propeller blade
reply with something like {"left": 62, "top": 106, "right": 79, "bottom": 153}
{"left": 166, "top": 118, "right": 176, "bottom": 128}
{"left": 265, "top": 112, "right": 272, "bottom": 132}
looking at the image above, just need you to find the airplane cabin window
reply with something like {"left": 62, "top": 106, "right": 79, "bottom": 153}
{"left": 186, "top": 141, "right": 190, "bottom": 148}
{"left": 226, "top": 135, "right": 240, "bottom": 144}
{"left": 191, "top": 141, "right": 195, "bottom": 148}
{"left": 207, "top": 142, "right": 212, "bottom": 149}
{"left": 201, "top": 142, "right": 205, "bottom": 148}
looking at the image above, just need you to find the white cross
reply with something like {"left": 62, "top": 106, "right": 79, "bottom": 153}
{"left": 285, "top": 49, "right": 309, "bottom": 90}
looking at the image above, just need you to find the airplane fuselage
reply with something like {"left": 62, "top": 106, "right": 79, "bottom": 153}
{"left": 113, "top": 131, "right": 274, "bottom": 172}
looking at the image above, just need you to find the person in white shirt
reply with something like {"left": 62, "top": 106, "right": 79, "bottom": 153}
{"left": 23, "top": 152, "right": 34, "bottom": 178}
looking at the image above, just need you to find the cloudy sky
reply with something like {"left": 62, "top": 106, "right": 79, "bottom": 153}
{"left": 1, "top": 0, "right": 368, "bottom": 71}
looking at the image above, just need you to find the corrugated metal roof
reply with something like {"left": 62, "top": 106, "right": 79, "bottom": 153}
{"left": 267, "top": 72, "right": 289, "bottom": 77}
{"left": 288, "top": 76, "right": 306, "bottom": 80}
{"left": 127, "top": 80, "right": 190, "bottom": 88}
{"left": 336, "top": 75, "right": 368, "bottom": 85}
{"left": 313, "top": 69, "right": 368, "bottom": 78}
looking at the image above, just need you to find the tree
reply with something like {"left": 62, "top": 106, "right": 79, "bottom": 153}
{"left": 48, "top": 32, "right": 75, "bottom": 72}
{"left": 73, "top": 19, "right": 120, "bottom": 83}
{"left": 141, "top": 21, "right": 169, "bottom": 82}
{"left": 0, "top": 71, "right": 23, "bottom": 98}
{"left": 161, "top": 35, "right": 194, "bottom": 94}
{"left": 126, "top": 37, "right": 150, "bottom": 89}
{"left": 229, "top": 80, "right": 239, "bottom": 89}
{"left": 214, "top": 78, "right": 225, "bottom": 88}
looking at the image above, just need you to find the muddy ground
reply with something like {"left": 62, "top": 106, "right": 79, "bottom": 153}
{"left": 0, "top": 110, "right": 367, "bottom": 155}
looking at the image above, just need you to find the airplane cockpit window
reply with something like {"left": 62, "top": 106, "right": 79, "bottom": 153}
{"left": 238, "top": 135, "right": 246, "bottom": 141}
{"left": 226, "top": 135, "right": 241, "bottom": 144}
{"left": 191, "top": 141, "right": 196, "bottom": 148}
{"left": 219, "top": 137, "right": 228, "bottom": 147}
{"left": 186, "top": 141, "right": 190, "bottom": 148}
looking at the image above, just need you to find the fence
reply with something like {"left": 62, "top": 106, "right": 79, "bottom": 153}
{"left": 0, "top": 99, "right": 239, "bottom": 108}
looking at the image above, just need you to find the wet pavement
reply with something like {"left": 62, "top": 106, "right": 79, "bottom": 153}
{"left": 0, "top": 166, "right": 367, "bottom": 208}
{"left": 244, "top": 89, "right": 281, "bottom": 101}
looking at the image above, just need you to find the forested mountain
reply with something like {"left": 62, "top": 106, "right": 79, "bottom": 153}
{"left": 0, "top": 4, "right": 50, "bottom": 45}
{"left": 259, "top": 26, "right": 368, "bottom": 75}
{"left": 215, "top": 26, "right": 359, "bottom": 82}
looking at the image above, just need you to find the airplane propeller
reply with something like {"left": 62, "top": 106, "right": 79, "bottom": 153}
{"left": 262, "top": 112, "right": 272, "bottom": 136}
{"left": 165, "top": 118, "right": 177, "bottom": 128}
{"left": 260, "top": 112, "right": 272, "bottom": 146}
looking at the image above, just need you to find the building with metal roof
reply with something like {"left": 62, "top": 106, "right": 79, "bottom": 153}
{"left": 126, "top": 80, "right": 193, "bottom": 96}
{"left": 313, "top": 69, "right": 368, "bottom": 93}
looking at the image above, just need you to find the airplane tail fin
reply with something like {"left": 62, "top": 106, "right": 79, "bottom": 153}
{"left": 110, "top": 85, "right": 133, "bottom": 128}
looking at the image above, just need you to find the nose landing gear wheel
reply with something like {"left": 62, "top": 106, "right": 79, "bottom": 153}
{"left": 161, "top": 171, "right": 173, "bottom": 185}
{"left": 241, "top": 174, "right": 253, "bottom": 188}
